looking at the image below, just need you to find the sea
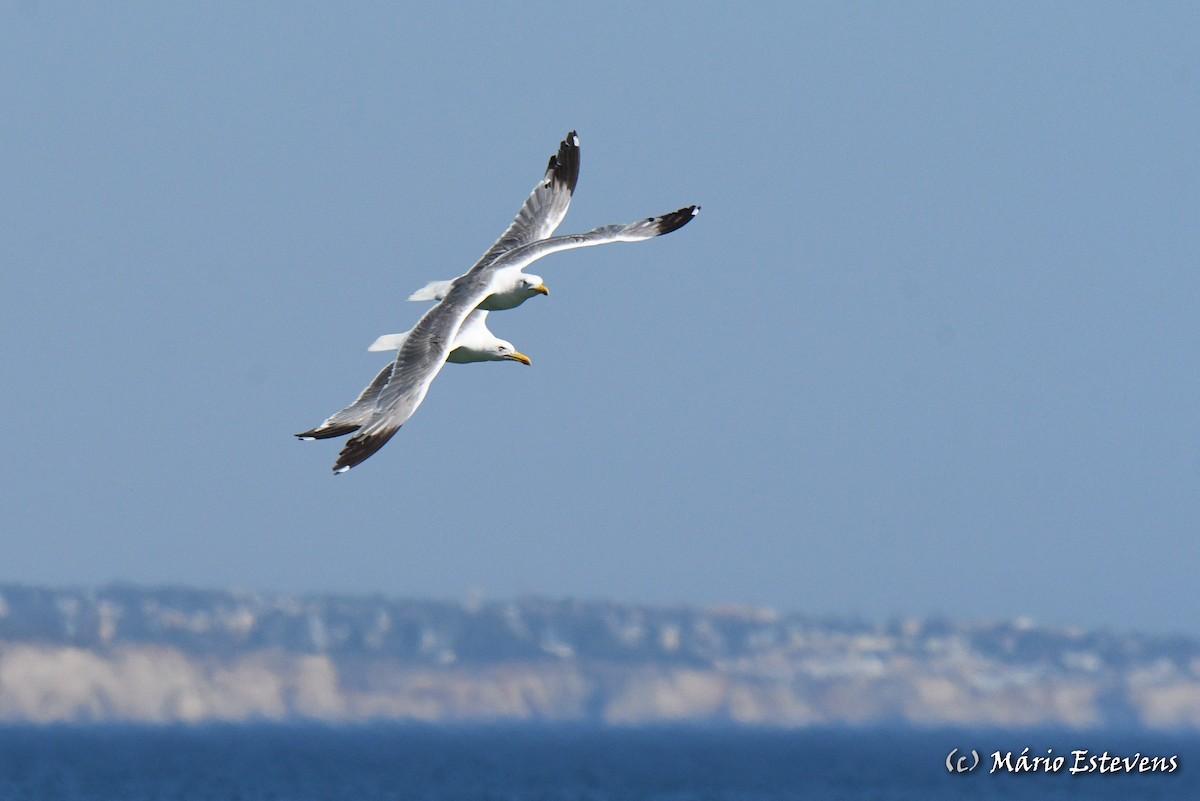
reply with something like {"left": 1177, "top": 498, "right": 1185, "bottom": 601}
{"left": 0, "top": 724, "right": 1195, "bottom": 800}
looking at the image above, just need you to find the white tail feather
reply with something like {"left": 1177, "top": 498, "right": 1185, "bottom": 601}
{"left": 368, "top": 332, "right": 410, "bottom": 352}
{"left": 407, "top": 280, "right": 453, "bottom": 302}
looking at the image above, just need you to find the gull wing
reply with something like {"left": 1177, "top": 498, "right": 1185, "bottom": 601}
{"left": 452, "top": 309, "right": 491, "bottom": 342}
{"left": 472, "top": 205, "right": 701, "bottom": 276}
{"left": 408, "top": 131, "right": 580, "bottom": 302}
{"left": 295, "top": 360, "right": 395, "bottom": 440}
{"left": 478, "top": 131, "right": 581, "bottom": 263}
{"left": 306, "top": 312, "right": 499, "bottom": 444}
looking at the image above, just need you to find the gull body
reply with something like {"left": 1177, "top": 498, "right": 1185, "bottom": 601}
{"left": 407, "top": 273, "right": 549, "bottom": 311}
{"left": 368, "top": 309, "right": 531, "bottom": 365}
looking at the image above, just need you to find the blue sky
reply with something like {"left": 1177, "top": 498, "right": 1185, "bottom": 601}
{"left": 2, "top": 2, "right": 1197, "bottom": 633}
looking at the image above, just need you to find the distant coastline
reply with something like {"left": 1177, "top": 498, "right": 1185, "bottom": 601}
{"left": 1, "top": 584, "right": 1198, "bottom": 727}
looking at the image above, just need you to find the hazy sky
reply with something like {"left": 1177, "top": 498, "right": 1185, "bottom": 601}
{"left": 2, "top": 2, "right": 1197, "bottom": 634}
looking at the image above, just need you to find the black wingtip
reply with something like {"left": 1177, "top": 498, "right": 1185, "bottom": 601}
{"left": 295, "top": 424, "right": 361, "bottom": 441}
{"left": 551, "top": 130, "right": 580, "bottom": 194}
{"left": 332, "top": 426, "right": 401, "bottom": 473}
{"left": 655, "top": 205, "right": 701, "bottom": 236}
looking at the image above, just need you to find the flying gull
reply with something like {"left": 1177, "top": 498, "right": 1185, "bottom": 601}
{"left": 297, "top": 132, "right": 581, "bottom": 445}
{"left": 297, "top": 132, "right": 578, "bottom": 445}
{"left": 367, "top": 309, "right": 530, "bottom": 363}
{"left": 297, "top": 310, "right": 531, "bottom": 441}
{"left": 406, "top": 131, "right": 583, "bottom": 310}
{"left": 298, "top": 131, "right": 698, "bottom": 473}
{"left": 326, "top": 205, "right": 697, "bottom": 472}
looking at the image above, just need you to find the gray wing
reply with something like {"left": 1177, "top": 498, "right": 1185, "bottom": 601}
{"left": 296, "top": 360, "right": 395, "bottom": 440}
{"left": 333, "top": 275, "right": 494, "bottom": 473}
{"left": 470, "top": 205, "right": 701, "bottom": 279}
{"left": 406, "top": 132, "right": 580, "bottom": 302}
{"left": 473, "top": 130, "right": 581, "bottom": 267}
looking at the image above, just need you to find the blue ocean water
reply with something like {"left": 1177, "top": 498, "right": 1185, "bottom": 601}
{"left": 0, "top": 724, "right": 1194, "bottom": 800}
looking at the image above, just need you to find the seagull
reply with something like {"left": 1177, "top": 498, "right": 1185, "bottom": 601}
{"left": 296, "top": 133, "right": 580, "bottom": 445}
{"left": 297, "top": 310, "right": 531, "bottom": 442}
{"left": 406, "top": 131, "right": 582, "bottom": 310}
{"left": 299, "top": 131, "right": 699, "bottom": 473}
{"left": 367, "top": 309, "right": 530, "bottom": 364}
{"left": 324, "top": 204, "right": 698, "bottom": 473}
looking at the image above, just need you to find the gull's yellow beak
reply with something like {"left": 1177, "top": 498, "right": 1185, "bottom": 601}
{"left": 533, "top": 284, "right": 549, "bottom": 296}
{"left": 505, "top": 352, "right": 532, "bottom": 366}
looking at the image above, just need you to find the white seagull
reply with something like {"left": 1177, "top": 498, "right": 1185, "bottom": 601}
{"left": 366, "top": 309, "right": 530, "bottom": 364}
{"left": 297, "top": 310, "right": 531, "bottom": 442}
{"left": 298, "top": 131, "right": 699, "bottom": 473}
{"left": 297, "top": 132, "right": 578, "bottom": 444}
{"left": 406, "top": 131, "right": 583, "bottom": 310}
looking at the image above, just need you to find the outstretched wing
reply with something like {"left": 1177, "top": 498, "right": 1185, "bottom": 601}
{"left": 469, "top": 205, "right": 701, "bottom": 280}
{"left": 408, "top": 131, "right": 580, "bottom": 302}
{"left": 295, "top": 360, "right": 395, "bottom": 440}
{"left": 479, "top": 131, "right": 580, "bottom": 263}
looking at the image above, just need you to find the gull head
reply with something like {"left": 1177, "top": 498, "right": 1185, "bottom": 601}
{"left": 447, "top": 337, "right": 532, "bottom": 365}
{"left": 480, "top": 272, "right": 550, "bottom": 311}
{"left": 493, "top": 340, "right": 532, "bottom": 366}
{"left": 520, "top": 274, "right": 549, "bottom": 298}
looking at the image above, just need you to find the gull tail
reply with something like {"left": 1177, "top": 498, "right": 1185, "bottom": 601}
{"left": 368, "top": 331, "right": 409, "bottom": 352}
{"left": 408, "top": 279, "right": 454, "bottom": 303}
